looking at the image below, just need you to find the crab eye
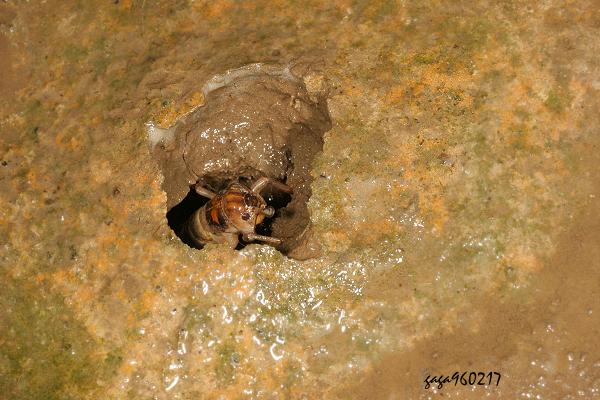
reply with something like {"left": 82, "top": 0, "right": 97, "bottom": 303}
{"left": 241, "top": 212, "right": 251, "bottom": 221}
{"left": 243, "top": 193, "right": 259, "bottom": 207}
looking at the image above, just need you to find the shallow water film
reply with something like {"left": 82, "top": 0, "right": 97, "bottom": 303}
{"left": 1, "top": 1, "right": 600, "bottom": 399}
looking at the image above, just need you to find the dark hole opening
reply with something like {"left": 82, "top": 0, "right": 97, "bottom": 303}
{"left": 166, "top": 186, "right": 210, "bottom": 249}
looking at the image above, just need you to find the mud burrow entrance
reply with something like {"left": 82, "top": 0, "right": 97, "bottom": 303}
{"left": 149, "top": 64, "right": 332, "bottom": 259}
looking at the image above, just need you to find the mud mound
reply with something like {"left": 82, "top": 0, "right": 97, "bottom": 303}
{"left": 149, "top": 64, "right": 331, "bottom": 259}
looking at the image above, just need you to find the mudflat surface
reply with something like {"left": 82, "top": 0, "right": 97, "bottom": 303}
{"left": 339, "top": 141, "right": 600, "bottom": 399}
{"left": 1, "top": 1, "right": 599, "bottom": 399}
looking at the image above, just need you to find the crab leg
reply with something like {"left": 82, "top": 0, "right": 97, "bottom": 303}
{"left": 194, "top": 184, "right": 216, "bottom": 199}
{"left": 251, "top": 177, "right": 293, "bottom": 195}
{"left": 242, "top": 232, "right": 282, "bottom": 245}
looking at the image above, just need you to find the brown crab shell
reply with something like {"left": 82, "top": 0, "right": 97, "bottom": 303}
{"left": 204, "top": 183, "right": 267, "bottom": 235}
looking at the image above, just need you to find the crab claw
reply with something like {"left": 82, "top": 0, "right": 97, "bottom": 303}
{"left": 262, "top": 206, "right": 275, "bottom": 218}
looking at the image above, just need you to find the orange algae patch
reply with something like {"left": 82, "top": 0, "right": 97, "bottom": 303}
{"left": 52, "top": 129, "right": 85, "bottom": 152}
{"left": 98, "top": 179, "right": 164, "bottom": 218}
{"left": 74, "top": 285, "right": 97, "bottom": 307}
{"left": 90, "top": 159, "right": 113, "bottom": 184}
{"left": 429, "top": 196, "right": 449, "bottom": 232}
{"left": 385, "top": 85, "right": 404, "bottom": 103}
{"left": 505, "top": 249, "right": 543, "bottom": 274}
{"left": 138, "top": 290, "right": 159, "bottom": 312}
{"left": 50, "top": 268, "right": 74, "bottom": 289}
{"left": 418, "top": 63, "right": 474, "bottom": 90}
{"left": 354, "top": 218, "right": 399, "bottom": 245}
{"left": 154, "top": 91, "right": 205, "bottom": 128}
{"left": 323, "top": 230, "right": 351, "bottom": 252}
{"left": 193, "top": 0, "right": 234, "bottom": 18}
{"left": 340, "top": 78, "right": 366, "bottom": 99}
{"left": 118, "top": 0, "right": 133, "bottom": 11}
{"left": 95, "top": 224, "right": 133, "bottom": 250}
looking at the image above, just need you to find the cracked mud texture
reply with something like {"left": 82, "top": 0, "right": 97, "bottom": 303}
{"left": 1, "top": 0, "right": 599, "bottom": 399}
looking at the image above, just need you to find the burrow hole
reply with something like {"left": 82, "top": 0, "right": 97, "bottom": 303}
{"left": 152, "top": 64, "right": 332, "bottom": 259}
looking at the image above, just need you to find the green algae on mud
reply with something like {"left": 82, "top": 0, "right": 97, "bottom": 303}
{"left": 0, "top": 274, "right": 120, "bottom": 400}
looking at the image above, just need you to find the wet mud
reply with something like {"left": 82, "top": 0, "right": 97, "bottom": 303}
{"left": 339, "top": 140, "right": 600, "bottom": 399}
{"left": 150, "top": 64, "right": 331, "bottom": 258}
{"left": 2, "top": 0, "right": 600, "bottom": 399}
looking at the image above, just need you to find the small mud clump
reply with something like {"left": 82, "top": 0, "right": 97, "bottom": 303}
{"left": 149, "top": 64, "right": 332, "bottom": 259}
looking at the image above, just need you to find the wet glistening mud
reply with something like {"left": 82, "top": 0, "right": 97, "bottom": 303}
{"left": 1, "top": 1, "right": 599, "bottom": 399}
